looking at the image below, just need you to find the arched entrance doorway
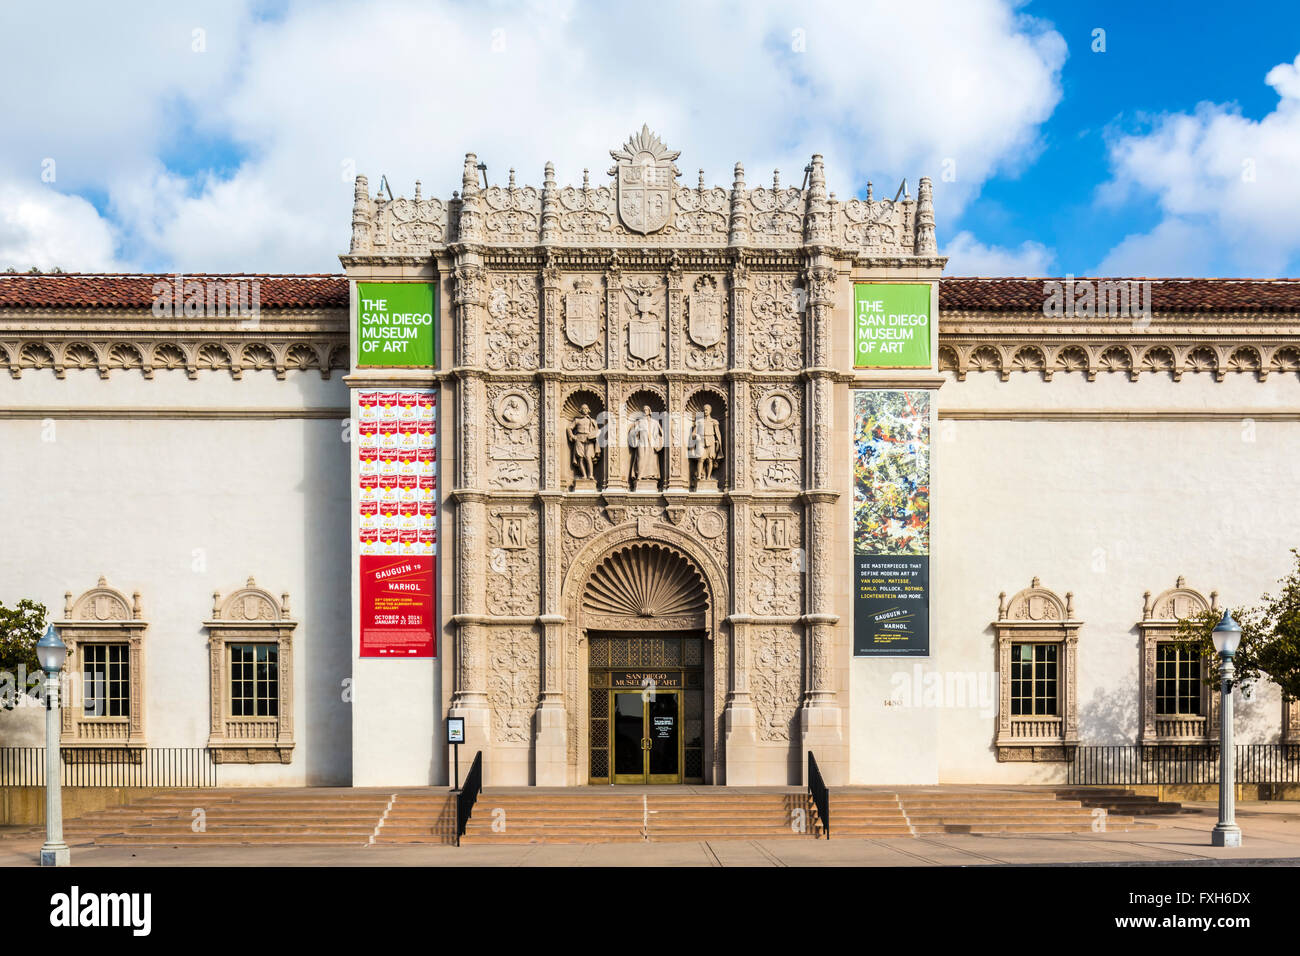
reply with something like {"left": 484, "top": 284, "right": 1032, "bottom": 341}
{"left": 562, "top": 531, "right": 726, "bottom": 785}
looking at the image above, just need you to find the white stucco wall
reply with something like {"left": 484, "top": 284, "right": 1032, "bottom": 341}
{"left": 0, "top": 367, "right": 353, "bottom": 785}
{"left": 849, "top": 367, "right": 1300, "bottom": 785}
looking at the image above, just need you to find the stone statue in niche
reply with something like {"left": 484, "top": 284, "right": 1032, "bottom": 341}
{"left": 627, "top": 405, "right": 663, "bottom": 491}
{"left": 566, "top": 404, "right": 601, "bottom": 490}
{"left": 688, "top": 405, "right": 723, "bottom": 490}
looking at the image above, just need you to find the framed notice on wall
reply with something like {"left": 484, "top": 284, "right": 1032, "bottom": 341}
{"left": 852, "top": 389, "right": 931, "bottom": 656}
{"left": 853, "top": 283, "right": 932, "bottom": 369}
{"left": 356, "top": 281, "right": 437, "bottom": 368}
{"left": 357, "top": 388, "right": 438, "bottom": 657}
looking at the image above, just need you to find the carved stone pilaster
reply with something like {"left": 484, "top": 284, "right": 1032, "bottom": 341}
{"left": 667, "top": 378, "right": 688, "bottom": 490}
{"left": 541, "top": 253, "right": 561, "bottom": 371}
{"left": 605, "top": 257, "right": 623, "bottom": 371}
{"left": 730, "top": 378, "right": 750, "bottom": 491}
{"left": 667, "top": 254, "right": 684, "bottom": 371}
{"left": 541, "top": 377, "right": 560, "bottom": 492}
{"left": 807, "top": 263, "right": 835, "bottom": 369}
{"left": 729, "top": 254, "right": 750, "bottom": 370}
{"left": 454, "top": 260, "right": 486, "bottom": 369}
{"left": 604, "top": 378, "right": 626, "bottom": 491}
{"left": 459, "top": 373, "right": 486, "bottom": 488}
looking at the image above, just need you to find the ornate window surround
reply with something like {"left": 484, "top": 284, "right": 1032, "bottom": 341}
{"left": 56, "top": 577, "right": 147, "bottom": 751}
{"left": 1284, "top": 698, "right": 1300, "bottom": 746}
{"left": 1139, "top": 578, "right": 1220, "bottom": 749}
{"left": 205, "top": 577, "right": 296, "bottom": 764}
{"left": 994, "top": 578, "right": 1079, "bottom": 761}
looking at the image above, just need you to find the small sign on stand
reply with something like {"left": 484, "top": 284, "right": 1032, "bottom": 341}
{"left": 447, "top": 717, "right": 465, "bottom": 791}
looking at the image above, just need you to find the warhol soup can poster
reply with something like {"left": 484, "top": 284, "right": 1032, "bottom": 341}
{"left": 358, "top": 388, "right": 438, "bottom": 657}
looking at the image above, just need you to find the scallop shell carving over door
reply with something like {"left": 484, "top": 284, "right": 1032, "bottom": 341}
{"left": 582, "top": 543, "right": 709, "bottom": 630}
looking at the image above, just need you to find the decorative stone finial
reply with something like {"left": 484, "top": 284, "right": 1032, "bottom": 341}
{"left": 541, "top": 162, "right": 558, "bottom": 244}
{"left": 461, "top": 153, "right": 479, "bottom": 196}
{"left": 804, "top": 154, "right": 830, "bottom": 243}
{"left": 212, "top": 591, "right": 222, "bottom": 619}
{"left": 729, "top": 162, "right": 749, "bottom": 247}
{"left": 773, "top": 169, "right": 780, "bottom": 190}
{"left": 413, "top": 179, "right": 422, "bottom": 201}
{"left": 507, "top": 167, "right": 516, "bottom": 189}
{"left": 915, "top": 175, "right": 937, "bottom": 255}
{"left": 132, "top": 591, "right": 142, "bottom": 619}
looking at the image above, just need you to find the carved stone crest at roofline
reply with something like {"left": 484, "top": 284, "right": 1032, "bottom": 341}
{"left": 345, "top": 125, "right": 939, "bottom": 257}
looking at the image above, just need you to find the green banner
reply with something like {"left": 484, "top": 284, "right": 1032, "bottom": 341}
{"left": 356, "top": 282, "right": 437, "bottom": 367}
{"left": 853, "top": 283, "right": 932, "bottom": 369}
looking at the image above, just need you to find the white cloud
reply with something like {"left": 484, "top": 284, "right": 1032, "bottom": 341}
{"left": 1095, "top": 53, "right": 1300, "bottom": 276}
{"left": 942, "top": 229, "right": 1054, "bottom": 275}
{"left": 0, "top": 0, "right": 1067, "bottom": 272}
{"left": 0, "top": 183, "right": 123, "bottom": 271}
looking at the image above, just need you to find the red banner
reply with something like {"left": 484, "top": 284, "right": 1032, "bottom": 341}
{"left": 358, "top": 388, "right": 438, "bottom": 658}
{"left": 359, "top": 554, "right": 435, "bottom": 657}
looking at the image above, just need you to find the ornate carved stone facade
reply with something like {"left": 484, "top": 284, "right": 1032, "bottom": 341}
{"left": 344, "top": 126, "right": 941, "bottom": 787}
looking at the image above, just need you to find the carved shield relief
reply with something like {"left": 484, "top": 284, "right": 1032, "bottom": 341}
{"left": 618, "top": 162, "right": 672, "bottom": 234}
{"left": 564, "top": 286, "right": 599, "bottom": 348}
{"left": 687, "top": 291, "right": 723, "bottom": 348}
{"left": 609, "top": 125, "right": 679, "bottom": 235}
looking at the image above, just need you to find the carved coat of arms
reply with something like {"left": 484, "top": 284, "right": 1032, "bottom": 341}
{"left": 564, "top": 280, "right": 599, "bottom": 348}
{"left": 625, "top": 280, "right": 661, "bottom": 361}
{"left": 688, "top": 288, "right": 723, "bottom": 348}
{"left": 609, "top": 125, "right": 679, "bottom": 235}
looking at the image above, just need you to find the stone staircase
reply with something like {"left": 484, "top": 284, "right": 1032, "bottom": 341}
{"left": 830, "top": 788, "right": 1155, "bottom": 837}
{"left": 46, "top": 788, "right": 456, "bottom": 847}
{"left": 460, "top": 789, "right": 818, "bottom": 844}
{"left": 18, "top": 785, "right": 1163, "bottom": 847}
{"left": 1047, "top": 787, "right": 1188, "bottom": 816}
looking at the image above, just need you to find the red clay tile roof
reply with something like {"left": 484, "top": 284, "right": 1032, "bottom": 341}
{"left": 3, "top": 273, "right": 1299, "bottom": 313}
{"left": 0, "top": 274, "right": 348, "bottom": 310}
{"left": 939, "top": 277, "right": 1300, "bottom": 313}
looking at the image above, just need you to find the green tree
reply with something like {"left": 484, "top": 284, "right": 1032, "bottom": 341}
{"left": 1177, "top": 549, "right": 1300, "bottom": 701}
{"left": 0, "top": 598, "right": 47, "bottom": 709}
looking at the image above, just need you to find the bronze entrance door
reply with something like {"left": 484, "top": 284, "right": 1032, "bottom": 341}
{"left": 611, "top": 689, "right": 681, "bottom": 784}
{"left": 587, "top": 632, "right": 705, "bottom": 784}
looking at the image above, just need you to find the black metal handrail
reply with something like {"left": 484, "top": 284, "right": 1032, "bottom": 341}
{"left": 455, "top": 750, "right": 483, "bottom": 846}
{"left": 808, "top": 751, "right": 829, "bottom": 839}
{"left": 1068, "top": 744, "right": 1300, "bottom": 786}
{"left": 0, "top": 747, "right": 216, "bottom": 787}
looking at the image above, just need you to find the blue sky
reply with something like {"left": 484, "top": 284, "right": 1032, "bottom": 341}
{"left": 955, "top": 0, "right": 1300, "bottom": 276}
{"left": 2, "top": 0, "right": 1299, "bottom": 278}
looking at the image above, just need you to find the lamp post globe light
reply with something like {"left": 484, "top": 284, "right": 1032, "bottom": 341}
{"left": 1210, "top": 609, "right": 1243, "bottom": 849}
{"left": 35, "top": 624, "right": 70, "bottom": 867}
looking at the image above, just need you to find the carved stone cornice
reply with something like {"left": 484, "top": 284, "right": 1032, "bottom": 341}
{"left": 1, "top": 307, "right": 348, "bottom": 381}
{"left": 941, "top": 311, "right": 1300, "bottom": 382}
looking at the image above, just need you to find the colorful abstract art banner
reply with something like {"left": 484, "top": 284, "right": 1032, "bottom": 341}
{"left": 357, "top": 388, "right": 437, "bottom": 658}
{"left": 853, "top": 389, "right": 931, "bottom": 656}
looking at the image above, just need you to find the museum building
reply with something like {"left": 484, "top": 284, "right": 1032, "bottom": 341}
{"left": 1, "top": 127, "right": 1298, "bottom": 789}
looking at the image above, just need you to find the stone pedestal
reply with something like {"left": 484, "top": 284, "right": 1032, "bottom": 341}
{"left": 723, "top": 701, "right": 759, "bottom": 785}
{"left": 571, "top": 478, "right": 598, "bottom": 492}
{"left": 694, "top": 476, "right": 719, "bottom": 493}
{"left": 800, "top": 705, "right": 844, "bottom": 786}
{"left": 533, "top": 704, "right": 568, "bottom": 785}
